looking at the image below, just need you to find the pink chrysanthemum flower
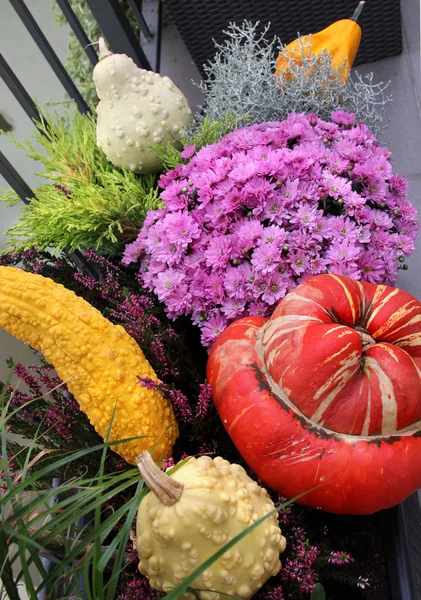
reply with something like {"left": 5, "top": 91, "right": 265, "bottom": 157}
{"left": 125, "top": 112, "right": 418, "bottom": 348}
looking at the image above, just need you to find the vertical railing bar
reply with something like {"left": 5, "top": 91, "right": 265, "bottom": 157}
{"left": 155, "top": 1, "right": 162, "bottom": 73}
{"left": 8, "top": 0, "right": 90, "bottom": 114}
{"left": 0, "top": 150, "right": 33, "bottom": 204}
{"left": 127, "top": 0, "right": 153, "bottom": 39}
{"left": 138, "top": 0, "right": 162, "bottom": 73}
{"left": 85, "top": 0, "right": 152, "bottom": 70}
{"left": 0, "top": 54, "right": 47, "bottom": 135}
{"left": 55, "top": 0, "right": 98, "bottom": 67}
{"left": 0, "top": 150, "right": 101, "bottom": 278}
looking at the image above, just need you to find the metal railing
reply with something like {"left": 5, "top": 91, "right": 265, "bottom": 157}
{"left": 0, "top": 0, "right": 161, "bottom": 204}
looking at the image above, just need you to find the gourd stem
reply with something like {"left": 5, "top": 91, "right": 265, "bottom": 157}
{"left": 136, "top": 451, "right": 183, "bottom": 507}
{"left": 357, "top": 329, "right": 376, "bottom": 352}
{"left": 350, "top": 1, "right": 365, "bottom": 22}
{"left": 98, "top": 37, "right": 112, "bottom": 60}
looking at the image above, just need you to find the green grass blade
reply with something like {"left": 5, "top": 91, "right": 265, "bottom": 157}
{"left": 1, "top": 436, "right": 145, "bottom": 505}
{"left": 0, "top": 530, "right": 20, "bottom": 600}
{"left": 103, "top": 483, "right": 146, "bottom": 600}
{"left": 311, "top": 583, "right": 327, "bottom": 599}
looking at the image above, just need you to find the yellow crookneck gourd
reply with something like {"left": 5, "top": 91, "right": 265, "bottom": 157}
{"left": 136, "top": 452, "right": 287, "bottom": 600}
{"left": 0, "top": 266, "right": 178, "bottom": 464}
{"left": 275, "top": 1, "right": 365, "bottom": 82}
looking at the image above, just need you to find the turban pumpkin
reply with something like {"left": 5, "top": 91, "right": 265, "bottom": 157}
{"left": 207, "top": 274, "right": 421, "bottom": 514}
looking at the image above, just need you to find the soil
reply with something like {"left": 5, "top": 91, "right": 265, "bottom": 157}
{"left": 308, "top": 511, "right": 391, "bottom": 599}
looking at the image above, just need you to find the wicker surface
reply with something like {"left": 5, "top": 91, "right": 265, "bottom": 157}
{"left": 164, "top": 0, "right": 402, "bottom": 77}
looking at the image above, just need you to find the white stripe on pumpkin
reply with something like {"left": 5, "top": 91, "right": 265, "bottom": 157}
{"left": 311, "top": 352, "right": 361, "bottom": 423}
{"left": 366, "top": 288, "right": 400, "bottom": 328}
{"left": 328, "top": 274, "right": 359, "bottom": 322}
{"left": 371, "top": 301, "right": 419, "bottom": 339}
{"left": 361, "top": 385, "right": 371, "bottom": 436}
{"left": 363, "top": 356, "right": 398, "bottom": 435}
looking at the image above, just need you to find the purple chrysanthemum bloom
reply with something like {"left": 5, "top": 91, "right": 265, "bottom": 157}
{"left": 163, "top": 211, "right": 201, "bottom": 249}
{"left": 331, "top": 109, "right": 356, "bottom": 126}
{"left": 180, "top": 144, "right": 196, "bottom": 159}
{"left": 201, "top": 314, "right": 228, "bottom": 347}
{"left": 155, "top": 268, "right": 184, "bottom": 300}
{"left": 128, "top": 114, "right": 418, "bottom": 348}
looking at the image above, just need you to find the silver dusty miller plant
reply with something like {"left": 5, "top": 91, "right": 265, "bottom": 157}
{"left": 196, "top": 21, "right": 390, "bottom": 134}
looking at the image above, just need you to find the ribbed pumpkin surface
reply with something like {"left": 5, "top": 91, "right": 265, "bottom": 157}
{"left": 207, "top": 274, "right": 421, "bottom": 514}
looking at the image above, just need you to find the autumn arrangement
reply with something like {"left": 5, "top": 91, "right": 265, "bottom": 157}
{"left": 0, "top": 3, "right": 418, "bottom": 599}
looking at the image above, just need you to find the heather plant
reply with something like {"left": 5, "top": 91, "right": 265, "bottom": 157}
{"left": 0, "top": 248, "right": 216, "bottom": 457}
{"left": 196, "top": 21, "right": 390, "bottom": 134}
{"left": 1, "top": 359, "right": 125, "bottom": 481}
{"left": 0, "top": 253, "right": 374, "bottom": 600}
{"left": 124, "top": 112, "right": 418, "bottom": 348}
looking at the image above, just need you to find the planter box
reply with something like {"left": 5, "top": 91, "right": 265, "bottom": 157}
{"left": 382, "top": 492, "right": 421, "bottom": 600}
{"left": 163, "top": 0, "right": 402, "bottom": 77}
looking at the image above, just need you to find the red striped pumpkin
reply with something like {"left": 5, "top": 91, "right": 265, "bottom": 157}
{"left": 207, "top": 274, "right": 421, "bottom": 514}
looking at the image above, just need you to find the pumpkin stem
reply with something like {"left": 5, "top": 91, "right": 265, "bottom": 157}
{"left": 98, "top": 37, "right": 112, "bottom": 60}
{"left": 136, "top": 451, "right": 184, "bottom": 506}
{"left": 356, "top": 328, "right": 376, "bottom": 352}
{"left": 350, "top": 1, "right": 365, "bottom": 22}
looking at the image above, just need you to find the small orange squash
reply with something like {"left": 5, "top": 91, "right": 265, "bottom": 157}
{"left": 275, "top": 1, "right": 365, "bottom": 82}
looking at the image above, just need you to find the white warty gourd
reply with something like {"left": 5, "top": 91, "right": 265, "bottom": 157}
{"left": 93, "top": 38, "right": 192, "bottom": 174}
{"left": 136, "top": 452, "right": 287, "bottom": 600}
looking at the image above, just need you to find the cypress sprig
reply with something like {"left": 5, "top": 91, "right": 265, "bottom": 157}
{"left": 2, "top": 106, "right": 162, "bottom": 256}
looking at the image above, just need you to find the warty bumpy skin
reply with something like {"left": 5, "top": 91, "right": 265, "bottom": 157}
{"left": 94, "top": 46, "right": 192, "bottom": 174}
{"left": 136, "top": 455, "right": 286, "bottom": 600}
{"left": 0, "top": 266, "right": 178, "bottom": 464}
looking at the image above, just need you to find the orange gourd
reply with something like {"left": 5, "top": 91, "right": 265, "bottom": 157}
{"left": 275, "top": 1, "right": 365, "bottom": 82}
